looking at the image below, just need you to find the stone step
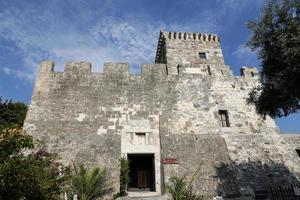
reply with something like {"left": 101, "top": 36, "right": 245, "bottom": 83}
{"left": 116, "top": 195, "right": 167, "bottom": 200}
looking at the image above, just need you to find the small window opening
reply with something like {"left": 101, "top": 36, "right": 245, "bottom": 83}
{"left": 166, "top": 65, "right": 168, "bottom": 75}
{"left": 296, "top": 149, "right": 300, "bottom": 158}
{"left": 221, "top": 70, "right": 224, "bottom": 75}
{"left": 219, "top": 110, "right": 230, "bottom": 127}
{"left": 251, "top": 72, "right": 255, "bottom": 77}
{"left": 177, "top": 64, "right": 181, "bottom": 75}
{"left": 240, "top": 69, "right": 245, "bottom": 76}
{"left": 135, "top": 132, "right": 146, "bottom": 136}
{"left": 199, "top": 52, "right": 207, "bottom": 59}
{"left": 207, "top": 65, "right": 212, "bottom": 75}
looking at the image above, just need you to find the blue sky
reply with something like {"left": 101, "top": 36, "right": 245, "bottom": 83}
{"left": 0, "top": 0, "right": 299, "bottom": 133}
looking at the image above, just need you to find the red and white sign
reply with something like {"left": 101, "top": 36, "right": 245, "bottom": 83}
{"left": 162, "top": 158, "right": 178, "bottom": 164}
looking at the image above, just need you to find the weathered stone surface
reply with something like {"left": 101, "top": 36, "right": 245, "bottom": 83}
{"left": 24, "top": 31, "right": 300, "bottom": 199}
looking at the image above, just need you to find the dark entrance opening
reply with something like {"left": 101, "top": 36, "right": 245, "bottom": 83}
{"left": 127, "top": 154, "right": 155, "bottom": 192}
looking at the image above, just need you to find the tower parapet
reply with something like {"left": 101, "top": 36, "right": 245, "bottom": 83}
{"left": 155, "top": 31, "right": 225, "bottom": 75}
{"left": 64, "top": 61, "right": 92, "bottom": 75}
{"left": 34, "top": 61, "right": 260, "bottom": 82}
{"left": 39, "top": 60, "right": 55, "bottom": 73}
{"left": 157, "top": 31, "right": 220, "bottom": 45}
{"left": 240, "top": 66, "right": 259, "bottom": 79}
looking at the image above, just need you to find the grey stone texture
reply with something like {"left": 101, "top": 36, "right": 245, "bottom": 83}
{"left": 24, "top": 31, "right": 300, "bottom": 200}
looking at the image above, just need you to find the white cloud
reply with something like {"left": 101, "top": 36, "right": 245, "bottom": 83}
{"left": 233, "top": 44, "right": 258, "bottom": 66}
{"left": 0, "top": 0, "right": 263, "bottom": 83}
{"left": 2, "top": 67, "right": 35, "bottom": 82}
{"left": 217, "top": 0, "right": 264, "bottom": 13}
{"left": 51, "top": 47, "right": 121, "bottom": 72}
{"left": 88, "top": 19, "right": 157, "bottom": 66}
{"left": 88, "top": 17, "right": 220, "bottom": 71}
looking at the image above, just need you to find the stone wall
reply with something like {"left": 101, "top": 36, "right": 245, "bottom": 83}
{"left": 220, "top": 133, "right": 300, "bottom": 199}
{"left": 24, "top": 32, "right": 300, "bottom": 199}
{"left": 161, "top": 134, "right": 231, "bottom": 197}
{"left": 25, "top": 61, "right": 176, "bottom": 194}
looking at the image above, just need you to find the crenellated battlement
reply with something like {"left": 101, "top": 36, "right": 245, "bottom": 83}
{"left": 160, "top": 31, "right": 220, "bottom": 42}
{"left": 37, "top": 61, "right": 169, "bottom": 79}
{"left": 155, "top": 31, "right": 224, "bottom": 74}
{"left": 155, "top": 31, "right": 220, "bottom": 64}
{"left": 240, "top": 66, "right": 259, "bottom": 78}
{"left": 65, "top": 61, "right": 92, "bottom": 75}
{"left": 39, "top": 60, "right": 55, "bottom": 73}
{"left": 37, "top": 60, "right": 259, "bottom": 83}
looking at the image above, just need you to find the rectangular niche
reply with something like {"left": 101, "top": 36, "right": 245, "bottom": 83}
{"left": 135, "top": 132, "right": 146, "bottom": 145}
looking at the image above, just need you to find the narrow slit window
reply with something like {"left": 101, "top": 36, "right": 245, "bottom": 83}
{"left": 207, "top": 65, "right": 212, "bottom": 75}
{"left": 219, "top": 110, "right": 230, "bottom": 127}
{"left": 296, "top": 149, "right": 300, "bottom": 158}
{"left": 240, "top": 70, "right": 245, "bottom": 76}
{"left": 251, "top": 72, "right": 255, "bottom": 77}
{"left": 199, "top": 52, "right": 207, "bottom": 59}
{"left": 177, "top": 64, "right": 181, "bottom": 75}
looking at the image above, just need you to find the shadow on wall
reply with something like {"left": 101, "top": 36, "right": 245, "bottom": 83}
{"left": 215, "top": 160, "right": 300, "bottom": 198}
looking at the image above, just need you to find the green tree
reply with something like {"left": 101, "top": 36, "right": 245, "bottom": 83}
{"left": 0, "top": 127, "right": 70, "bottom": 200}
{"left": 0, "top": 98, "right": 27, "bottom": 130}
{"left": 247, "top": 0, "right": 300, "bottom": 117}
{"left": 69, "top": 163, "right": 113, "bottom": 200}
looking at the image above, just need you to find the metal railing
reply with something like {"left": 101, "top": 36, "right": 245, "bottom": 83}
{"left": 255, "top": 185, "right": 300, "bottom": 200}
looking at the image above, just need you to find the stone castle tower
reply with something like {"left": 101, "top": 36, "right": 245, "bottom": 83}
{"left": 24, "top": 31, "right": 300, "bottom": 199}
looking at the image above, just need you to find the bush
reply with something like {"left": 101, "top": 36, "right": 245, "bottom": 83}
{"left": 0, "top": 127, "right": 70, "bottom": 200}
{"left": 166, "top": 175, "right": 203, "bottom": 200}
{"left": 68, "top": 163, "right": 113, "bottom": 200}
{"left": 113, "top": 157, "right": 130, "bottom": 199}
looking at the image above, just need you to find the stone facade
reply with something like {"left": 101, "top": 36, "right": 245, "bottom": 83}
{"left": 24, "top": 31, "right": 300, "bottom": 199}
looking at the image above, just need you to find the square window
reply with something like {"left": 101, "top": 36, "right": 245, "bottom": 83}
{"left": 219, "top": 110, "right": 230, "bottom": 127}
{"left": 199, "top": 52, "right": 207, "bottom": 59}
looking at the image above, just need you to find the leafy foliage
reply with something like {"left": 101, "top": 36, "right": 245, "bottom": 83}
{"left": 0, "top": 98, "right": 28, "bottom": 130}
{"left": 0, "top": 127, "right": 70, "bottom": 200}
{"left": 0, "top": 126, "right": 34, "bottom": 161}
{"left": 166, "top": 175, "right": 203, "bottom": 200}
{"left": 119, "top": 157, "right": 130, "bottom": 196}
{"left": 114, "top": 157, "right": 130, "bottom": 198}
{"left": 247, "top": 0, "right": 300, "bottom": 117}
{"left": 69, "top": 163, "right": 113, "bottom": 200}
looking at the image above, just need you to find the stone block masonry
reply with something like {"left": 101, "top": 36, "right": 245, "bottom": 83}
{"left": 24, "top": 31, "right": 300, "bottom": 200}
